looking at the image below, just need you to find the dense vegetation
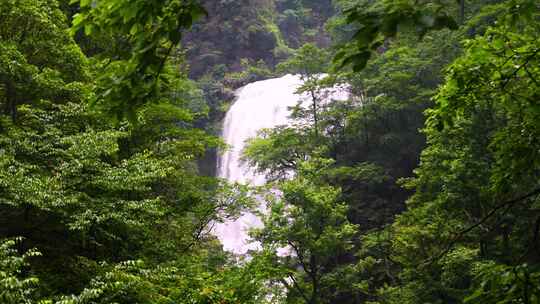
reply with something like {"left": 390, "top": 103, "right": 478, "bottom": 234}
{"left": 0, "top": 0, "right": 539, "bottom": 303}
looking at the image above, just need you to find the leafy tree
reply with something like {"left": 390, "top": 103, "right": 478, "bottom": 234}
{"left": 245, "top": 2, "right": 540, "bottom": 304}
{"left": 0, "top": 0, "right": 87, "bottom": 121}
{"left": 243, "top": 126, "right": 311, "bottom": 181}
{"left": 373, "top": 1, "right": 540, "bottom": 302}
{"left": 334, "top": 0, "right": 460, "bottom": 71}
{"left": 252, "top": 159, "right": 359, "bottom": 304}
{"left": 278, "top": 43, "right": 331, "bottom": 140}
{"left": 70, "top": 0, "right": 206, "bottom": 120}
{"left": 0, "top": 1, "right": 254, "bottom": 302}
{"left": 244, "top": 44, "right": 339, "bottom": 182}
{"left": 54, "top": 252, "right": 263, "bottom": 304}
{"left": 2, "top": 0, "right": 540, "bottom": 303}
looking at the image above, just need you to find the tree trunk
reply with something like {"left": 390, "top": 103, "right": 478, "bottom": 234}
{"left": 310, "top": 89, "right": 319, "bottom": 140}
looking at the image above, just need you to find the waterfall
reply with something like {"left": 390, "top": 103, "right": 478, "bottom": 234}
{"left": 214, "top": 74, "right": 348, "bottom": 254}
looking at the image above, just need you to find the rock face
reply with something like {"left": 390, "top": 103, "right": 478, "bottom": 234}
{"left": 183, "top": 0, "right": 334, "bottom": 79}
{"left": 183, "top": 0, "right": 276, "bottom": 78}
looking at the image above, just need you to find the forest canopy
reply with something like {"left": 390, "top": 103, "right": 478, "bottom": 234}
{"left": 0, "top": 0, "right": 539, "bottom": 303}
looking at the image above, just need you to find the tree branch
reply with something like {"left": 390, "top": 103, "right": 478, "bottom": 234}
{"left": 424, "top": 186, "right": 540, "bottom": 266}
{"left": 286, "top": 273, "right": 311, "bottom": 304}
{"left": 501, "top": 48, "right": 540, "bottom": 89}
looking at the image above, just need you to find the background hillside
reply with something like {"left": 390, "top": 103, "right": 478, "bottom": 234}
{"left": 185, "top": 0, "right": 337, "bottom": 175}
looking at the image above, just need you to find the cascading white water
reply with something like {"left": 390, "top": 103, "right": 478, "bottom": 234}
{"left": 214, "top": 74, "right": 348, "bottom": 254}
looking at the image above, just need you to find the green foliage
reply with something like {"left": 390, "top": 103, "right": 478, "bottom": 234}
{"left": 70, "top": 0, "right": 206, "bottom": 120}
{"left": 466, "top": 263, "right": 540, "bottom": 303}
{"left": 373, "top": 1, "right": 540, "bottom": 303}
{"left": 185, "top": 0, "right": 333, "bottom": 81}
{"left": 53, "top": 255, "right": 263, "bottom": 304}
{"left": 2, "top": 0, "right": 540, "bottom": 303}
{"left": 0, "top": 0, "right": 87, "bottom": 80}
{"left": 244, "top": 2, "right": 540, "bottom": 304}
{"left": 243, "top": 25, "right": 461, "bottom": 303}
{"left": 0, "top": 0, "right": 87, "bottom": 122}
{"left": 335, "top": 0, "right": 459, "bottom": 71}
{"left": 428, "top": 6, "right": 540, "bottom": 193}
{"left": 252, "top": 159, "right": 359, "bottom": 304}
{"left": 277, "top": 43, "right": 330, "bottom": 77}
{"left": 224, "top": 59, "right": 276, "bottom": 88}
{"left": 0, "top": 238, "right": 41, "bottom": 304}
{"left": 0, "top": 1, "right": 260, "bottom": 303}
{"left": 243, "top": 126, "right": 311, "bottom": 180}
{"left": 277, "top": 43, "right": 333, "bottom": 140}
